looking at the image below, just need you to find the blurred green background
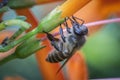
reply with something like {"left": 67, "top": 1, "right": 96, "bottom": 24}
{"left": 82, "top": 22, "right": 120, "bottom": 79}
{"left": 0, "top": 55, "right": 43, "bottom": 80}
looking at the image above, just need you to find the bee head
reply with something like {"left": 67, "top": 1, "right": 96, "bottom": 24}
{"left": 73, "top": 24, "right": 88, "bottom": 36}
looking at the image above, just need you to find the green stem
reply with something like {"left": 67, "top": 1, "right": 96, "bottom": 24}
{"left": 0, "top": 28, "right": 38, "bottom": 52}
{"left": 37, "top": 7, "right": 64, "bottom": 32}
{"left": 9, "top": 27, "right": 27, "bottom": 41}
{"left": 0, "top": 19, "right": 32, "bottom": 52}
{"left": 0, "top": 37, "right": 45, "bottom": 65}
{"left": 0, "top": 7, "right": 64, "bottom": 52}
{"left": 0, "top": 19, "right": 31, "bottom": 31}
{"left": 0, "top": 53, "right": 17, "bottom": 65}
{"left": 2, "top": 16, "right": 29, "bottom": 44}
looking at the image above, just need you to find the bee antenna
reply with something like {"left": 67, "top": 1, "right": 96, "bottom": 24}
{"left": 72, "top": 16, "right": 84, "bottom": 26}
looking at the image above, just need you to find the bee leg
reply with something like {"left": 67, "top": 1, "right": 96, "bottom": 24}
{"left": 59, "top": 24, "right": 66, "bottom": 42}
{"left": 44, "top": 31, "right": 62, "bottom": 51}
{"left": 44, "top": 31, "right": 57, "bottom": 41}
{"left": 72, "top": 16, "right": 84, "bottom": 25}
{"left": 67, "top": 17, "right": 75, "bottom": 25}
{"left": 67, "top": 17, "right": 80, "bottom": 35}
{"left": 63, "top": 18, "right": 71, "bottom": 33}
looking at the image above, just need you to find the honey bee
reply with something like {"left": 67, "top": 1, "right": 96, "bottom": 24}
{"left": 45, "top": 16, "right": 88, "bottom": 74}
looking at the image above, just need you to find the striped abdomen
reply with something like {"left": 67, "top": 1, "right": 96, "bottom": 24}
{"left": 46, "top": 50, "right": 70, "bottom": 63}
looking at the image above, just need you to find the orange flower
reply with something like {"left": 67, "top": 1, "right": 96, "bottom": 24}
{"left": 2, "top": 0, "right": 120, "bottom": 80}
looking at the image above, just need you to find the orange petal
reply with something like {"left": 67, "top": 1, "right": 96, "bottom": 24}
{"left": 66, "top": 52, "right": 88, "bottom": 80}
{"left": 99, "top": 0, "right": 120, "bottom": 15}
{"left": 59, "top": 0, "right": 91, "bottom": 18}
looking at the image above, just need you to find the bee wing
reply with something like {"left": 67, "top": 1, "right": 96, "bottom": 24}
{"left": 56, "top": 47, "right": 76, "bottom": 75}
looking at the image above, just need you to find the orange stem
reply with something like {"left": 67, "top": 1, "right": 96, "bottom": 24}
{"left": 66, "top": 52, "right": 88, "bottom": 80}
{"left": 59, "top": 0, "right": 91, "bottom": 18}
